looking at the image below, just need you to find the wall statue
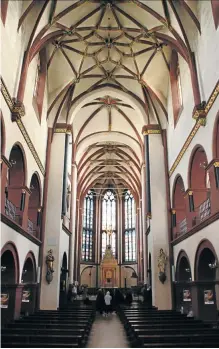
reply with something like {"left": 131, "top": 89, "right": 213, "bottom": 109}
{"left": 157, "top": 248, "right": 167, "bottom": 284}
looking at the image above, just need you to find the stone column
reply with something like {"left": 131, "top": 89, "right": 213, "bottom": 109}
{"left": 141, "top": 164, "right": 147, "bottom": 284}
{"left": 40, "top": 132, "right": 66, "bottom": 310}
{"left": 1, "top": 156, "right": 10, "bottom": 212}
{"left": 142, "top": 125, "right": 172, "bottom": 310}
{"left": 69, "top": 162, "right": 78, "bottom": 284}
{"left": 207, "top": 159, "right": 219, "bottom": 214}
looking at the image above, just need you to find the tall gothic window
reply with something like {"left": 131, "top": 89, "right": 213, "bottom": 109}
{"left": 82, "top": 190, "right": 94, "bottom": 262}
{"left": 124, "top": 190, "right": 136, "bottom": 262}
{"left": 101, "top": 190, "right": 116, "bottom": 258}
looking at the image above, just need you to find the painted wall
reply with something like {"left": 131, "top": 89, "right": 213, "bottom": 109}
{"left": 167, "top": 0, "right": 219, "bottom": 174}
{"left": 173, "top": 220, "right": 219, "bottom": 281}
{"left": 1, "top": 222, "right": 39, "bottom": 282}
{"left": 80, "top": 264, "right": 97, "bottom": 287}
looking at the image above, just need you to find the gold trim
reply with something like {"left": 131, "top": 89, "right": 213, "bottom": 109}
{"left": 54, "top": 128, "right": 71, "bottom": 134}
{"left": 172, "top": 210, "right": 176, "bottom": 214}
{"left": 197, "top": 117, "right": 206, "bottom": 126}
{"left": 1, "top": 77, "right": 45, "bottom": 176}
{"left": 0, "top": 77, "right": 13, "bottom": 110}
{"left": 143, "top": 129, "right": 161, "bottom": 136}
{"left": 214, "top": 162, "right": 219, "bottom": 168}
{"left": 169, "top": 122, "right": 201, "bottom": 176}
{"left": 204, "top": 83, "right": 219, "bottom": 114}
{"left": 188, "top": 191, "right": 193, "bottom": 196}
{"left": 16, "top": 119, "right": 45, "bottom": 176}
{"left": 169, "top": 81, "right": 219, "bottom": 177}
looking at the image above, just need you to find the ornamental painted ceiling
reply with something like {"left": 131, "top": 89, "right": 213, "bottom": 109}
{"left": 18, "top": 0, "right": 200, "bottom": 197}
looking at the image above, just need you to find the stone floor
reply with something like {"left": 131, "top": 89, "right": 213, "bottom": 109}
{"left": 87, "top": 313, "right": 129, "bottom": 348}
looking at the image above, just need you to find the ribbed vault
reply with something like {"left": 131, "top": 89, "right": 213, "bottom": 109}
{"left": 17, "top": 0, "right": 201, "bottom": 198}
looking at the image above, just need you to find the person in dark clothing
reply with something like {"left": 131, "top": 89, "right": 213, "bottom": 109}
{"left": 96, "top": 289, "right": 105, "bottom": 315}
{"left": 125, "top": 290, "right": 133, "bottom": 305}
{"left": 143, "top": 284, "right": 152, "bottom": 307}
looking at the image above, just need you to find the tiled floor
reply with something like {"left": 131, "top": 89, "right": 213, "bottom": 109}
{"left": 87, "top": 313, "right": 129, "bottom": 348}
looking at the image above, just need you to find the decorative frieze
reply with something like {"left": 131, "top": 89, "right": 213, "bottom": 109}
{"left": 0, "top": 77, "right": 13, "bottom": 110}
{"left": 16, "top": 119, "right": 45, "bottom": 176}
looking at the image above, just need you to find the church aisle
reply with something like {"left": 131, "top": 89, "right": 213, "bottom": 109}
{"left": 87, "top": 313, "right": 129, "bottom": 348}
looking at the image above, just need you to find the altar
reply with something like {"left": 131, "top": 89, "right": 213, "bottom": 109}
{"left": 100, "top": 245, "right": 119, "bottom": 288}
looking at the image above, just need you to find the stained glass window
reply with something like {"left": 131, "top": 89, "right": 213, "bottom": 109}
{"left": 82, "top": 190, "right": 94, "bottom": 261}
{"left": 101, "top": 190, "right": 116, "bottom": 258}
{"left": 124, "top": 190, "right": 136, "bottom": 262}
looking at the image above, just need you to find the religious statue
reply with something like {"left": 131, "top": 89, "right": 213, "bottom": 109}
{"left": 66, "top": 185, "right": 71, "bottom": 211}
{"left": 46, "top": 249, "right": 55, "bottom": 284}
{"left": 157, "top": 248, "right": 167, "bottom": 284}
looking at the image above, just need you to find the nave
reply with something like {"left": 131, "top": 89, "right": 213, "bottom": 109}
{"left": 87, "top": 313, "right": 129, "bottom": 348}
{"left": 2, "top": 299, "right": 219, "bottom": 348}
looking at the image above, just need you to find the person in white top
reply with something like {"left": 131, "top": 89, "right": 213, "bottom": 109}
{"left": 104, "top": 291, "right": 112, "bottom": 317}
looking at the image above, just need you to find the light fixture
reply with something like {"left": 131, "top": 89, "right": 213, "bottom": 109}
{"left": 30, "top": 185, "right": 35, "bottom": 190}
{"left": 200, "top": 161, "right": 207, "bottom": 169}
{"left": 10, "top": 160, "right": 16, "bottom": 166}
{"left": 185, "top": 268, "right": 190, "bottom": 273}
{"left": 131, "top": 271, "right": 138, "bottom": 279}
{"left": 22, "top": 269, "right": 27, "bottom": 274}
{"left": 208, "top": 261, "right": 218, "bottom": 269}
{"left": 1, "top": 266, "right": 6, "bottom": 272}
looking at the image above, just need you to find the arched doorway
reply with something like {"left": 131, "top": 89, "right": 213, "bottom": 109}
{"left": 175, "top": 251, "right": 192, "bottom": 313}
{"left": 195, "top": 240, "right": 218, "bottom": 321}
{"left": 59, "top": 252, "right": 68, "bottom": 308}
{"left": 28, "top": 173, "right": 41, "bottom": 238}
{"left": 21, "top": 253, "right": 37, "bottom": 315}
{"left": 172, "top": 176, "right": 187, "bottom": 237}
{"left": 189, "top": 146, "right": 210, "bottom": 226}
{"left": 6, "top": 144, "right": 26, "bottom": 225}
{"left": 1, "top": 243, "right": 20, "bottom": 324}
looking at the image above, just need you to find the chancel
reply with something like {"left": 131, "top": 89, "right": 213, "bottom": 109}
{"left": 1, "top": 0, "right": 219, "bottom": 348}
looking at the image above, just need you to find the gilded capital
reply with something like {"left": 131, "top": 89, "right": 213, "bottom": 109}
{"left": 11, "top": 99, "right": 25, "bottom": 121}
{"left": 214, "top": 162, "right": 219, "bottom": 168}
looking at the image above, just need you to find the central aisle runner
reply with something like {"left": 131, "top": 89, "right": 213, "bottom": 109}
{"left": 87, "top": 313, "right": 129, "bottom": 348}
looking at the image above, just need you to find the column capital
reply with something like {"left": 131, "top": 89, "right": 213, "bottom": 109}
{"left": 11, "top": 98, "right": 25, "bottom": 122}
{"left": 142, "top": 124, "right": 161, "bottom": 136}
{"left": 192, "top": 101, "right": 206, "bottom": 126}
{"left": 206, "top": 158, "right": 219, "bottom": 170}
{"left": 72, "top": 161, "right": 78, "bottom": 168}
{"left": 184, "top": 189, "right": 193, "bottom": 197}
{"left": 54, "top": 123, "right": 72, "bottom": 134}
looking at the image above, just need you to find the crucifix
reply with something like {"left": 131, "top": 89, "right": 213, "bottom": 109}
{"left": 106, "top": 226, "right": 113, "bottom": 246}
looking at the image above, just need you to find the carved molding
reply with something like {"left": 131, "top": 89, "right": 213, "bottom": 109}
{"left": 171, "top": 211, "right": 219, "bottom": 246}
{"left": 0, "top": 77, "right": 13, "bottom": 110}
{"left": 1, "top": 77, "right": 45, "bottom": 176}
{"left": 16, "top": 119, "right": 45, "bottom": 176}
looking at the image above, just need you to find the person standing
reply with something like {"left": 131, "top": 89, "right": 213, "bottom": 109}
{"left": 104, "top": 291, "right": 112, "bottom": 317}
{"left": 96, "top": 289, "right": 105, "bottom": 315}
{"left": 72, "top": 284, "right": 77, "bottom": 301}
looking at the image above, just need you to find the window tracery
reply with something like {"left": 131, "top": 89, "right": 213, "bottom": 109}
{"left": 124, "top": 190, "right": 136, "bottom": 262}
{"left": 101, "top": 190, "right": 116, "bottom": 258}
{"left": 82, "top": 190, "right": 94, "bottom": 262}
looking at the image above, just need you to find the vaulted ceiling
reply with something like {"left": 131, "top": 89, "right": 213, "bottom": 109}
{"left": 19, "top": 0, "right": 200, "bottom": 198}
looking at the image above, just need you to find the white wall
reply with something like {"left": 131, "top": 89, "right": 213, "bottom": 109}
{"left": 1, "top": 222, "right": 39, "bottom": 282}
{"left": 169, "top": 100, "right": 219, "bottom": 197}
{"left": 167, "top": 0, "right": 219, "bottom": 178}
{"left": 173, "top": 219, "right": 219, "bottom": 281}
{"left": 59, "top": 229, "right": 70, "bottom": 272}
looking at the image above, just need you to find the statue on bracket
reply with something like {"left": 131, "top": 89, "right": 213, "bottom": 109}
{"left": 157, "top": 248, "right": 167, "bottom": 284}
{"left": 46, "top": 249, "right": 55, "bottom": 284}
